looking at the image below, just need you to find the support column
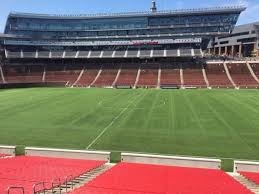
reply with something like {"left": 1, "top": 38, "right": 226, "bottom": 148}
{"left": 219, "top": 47, "right": 222, "bottom": 55}
{"left": 225, "top": 46, "right": 227, "bottom": 55}
{"left": 239, "top": 44, "right": 242, "bottom": 58}
{"left": 231, "top": 45, "right": 235, "bottom": 57}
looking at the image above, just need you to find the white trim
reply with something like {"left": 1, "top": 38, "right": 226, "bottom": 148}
{"left": 122, "top": 153, "right": 221, "bottom": 169}
{"left": 25, "top": 147, "right": 110, "bottom": 161}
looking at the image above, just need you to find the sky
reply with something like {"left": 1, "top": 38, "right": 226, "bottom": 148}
{"left": 0, "top": 0, "right": 258, "bottom": 33}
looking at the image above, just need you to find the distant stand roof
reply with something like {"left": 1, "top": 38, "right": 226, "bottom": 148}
{"left": 9, "top": 6, "right": 246, "bottom": 19}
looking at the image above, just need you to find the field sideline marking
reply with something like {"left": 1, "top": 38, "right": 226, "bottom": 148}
{"left": 86, "top": 91, "right": 147, "bottom": 149}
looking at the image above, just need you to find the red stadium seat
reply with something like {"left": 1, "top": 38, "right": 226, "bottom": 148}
{"left": 70, "top": 162, "right": 252, "bottom": 194}
{"left": 0, "top": 156, "right": 105, "bottom": 194}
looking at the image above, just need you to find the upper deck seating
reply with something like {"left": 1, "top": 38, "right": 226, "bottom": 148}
{"left": 160, "top": 64, "right": 181, "bottom": 87}
{"left": 70, "top": 162, "right": 252, "bottom": 194}
{"left": 227, "top": 63, "right": 258, "bottom": 88}
{"left": 76, "top": 64, "right": 101, "bottom": 87}
{"left": 45, "top": 64, "right": 82, "bottom": 86}
{"left": 205, "top": 63, "right": 233, "bottom": 88}
{"left": 182, "top": 63, "right": 206, "bottom": 88}
{"left": 3, "top": 65, "right": 44, "bottom": 83}
{"left": 0, "top": 156, "right": 105, "bottom": 194}
{"left": 116, "top": 64, "right": 139, "bottom": 87}
{"left": 137, "top": 64, "right": 158, "bottom": 88}
{"left": 93, "top": 64, "right": 120, "bottom": 87}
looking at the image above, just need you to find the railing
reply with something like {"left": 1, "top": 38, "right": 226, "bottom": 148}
{"left": 64, "top": 175, "right": 74, "bottom": 192}
{"left": 51, "top": 178, "right": 62, "bottom": 194}
{"left": 7, "top": 186, "right": 25, "bottom": 194}
{"left": 33, "top": 182, "right": 46, "bottom": 194}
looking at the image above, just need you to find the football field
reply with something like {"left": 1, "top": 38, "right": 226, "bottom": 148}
{"left": 0, "top": 88, "right": 259, "bottom": 162}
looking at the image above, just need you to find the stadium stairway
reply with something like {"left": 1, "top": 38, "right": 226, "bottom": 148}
{"left": 223, "top": 62, "right": 238, "bottom": 89}
{"left": 157, "top": 64, "right": 161, "bottom": 88}
{"left": 72, "top": 68, "right": 85, "bottom": 87}
{"left": 89, "top": 66, "right": 103, "bottom": 87}
{"left": 202, "top": 64, "right": 210, "bottom": 88}
{"left": 112, "top": 65, "right": 122, "bottom": 87}
{"left": 231, "top": 173, "right": 259, "bottom": 194}
{"left": 41, "top": 163, "right": 114, "bottom": 194}
{"left": 180, "top": 65, "right": 184, "bottom": 88}
{"left": 247, "top": 62, "right": 259, "bottom": 84}
{"left": 133, "top": 65, "right": 141, "bottom": 89}
{"left": 0, "top": 64, "right": 6, "bottom": 83}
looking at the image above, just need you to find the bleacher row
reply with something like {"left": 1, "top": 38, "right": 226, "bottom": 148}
{"left": 1, "top": 62, "right": 259, "bottom": 89}
{"left": 1, "top": 146, "right": 259, "bottom": 194}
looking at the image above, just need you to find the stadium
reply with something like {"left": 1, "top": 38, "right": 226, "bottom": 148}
{"left": 0, "top": 0, "right": 259, "bottom": 193}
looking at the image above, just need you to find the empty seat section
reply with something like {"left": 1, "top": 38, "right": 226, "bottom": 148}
{"left": 160, "top": 64, "right": 181, "bottom": 86}
{"left": 251, "top": 63, "right": 259, "bottom": 79}
{"left": 205, "top": 63, "right": 233, "bottom": 88}
{"left": 227, "top": 63, "right": 258, "bottom": 88}
{"left": 3, "top": 65, "right": 43, "bottom": 83}
{"left": 0, "top": 156, "right": 105, "bottom": 194}
{"left": 45, "top": 64, "right": 81, "bottom": 86}
{"left": 183, "top": 63, "right": 206, "bottom": 88}
{"left": 76, "top": 64, "right": 101, "bottom": 87}
{"left": 70, "top": 162, "right": 252, "bottom": 194}
{"left": 65, "top": 51, "right": 77, "bottom": 58}
{"left": 102, "top": 50, "right": 114, "bottom": 58}
{"left": 116, "top": 64, "right": 138, "bottom": 87}
{"left": 153, "top": 49, "right": 164, "bottom": 57}
{"left": 93, "top": 64, "right": 119, "bottom": 87}
{"left": 77, "top": 51, "right": 89, "bottom": 58}
{"left": 180, "top": 49, "right": 192, "bottom": 56}
{"left": 137, "top": 64, "right": 158, "bottom": 88}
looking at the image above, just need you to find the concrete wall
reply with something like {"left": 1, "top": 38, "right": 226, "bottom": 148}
{"left": 234, "top": 160, "right": 259, "bottom": 173}
{"left": 25, "top": 147, "right": 110, "bottom": 161}
{"left": 0, "top": 145, "right": 16, "bottom": 156}
{"left": 121, "top": 153, "right": 221, "bottom": 169}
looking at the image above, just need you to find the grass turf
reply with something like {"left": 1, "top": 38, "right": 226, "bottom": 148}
{"left": 0, "top": 88, "right": 259, "bottom": 164}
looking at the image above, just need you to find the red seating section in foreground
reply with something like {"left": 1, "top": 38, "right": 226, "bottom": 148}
{"left": 71, "top": 162, "right": 252, "bottom": 194}
{"left": 239, "top": 171, "right": 259, "bottom": 184}
{"left": 0, "top": 156, "right": 105, "bottom": 194}
{"left": 182, "top": 64, "right": 206, "bottom": 88}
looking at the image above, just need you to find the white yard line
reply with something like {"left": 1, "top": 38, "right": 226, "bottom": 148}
{"left": 86, "top": 91, "right": 146, "bottom": 149}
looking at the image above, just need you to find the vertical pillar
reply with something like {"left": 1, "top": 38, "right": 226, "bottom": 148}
{"left": 219, "top": 47, "right": 222, "bottom": 55}
{"left": 225, "top": 46, "right": 227, "bottom": 55}
{"left": 231, "top": 46, "right": 234, "bottom": 57}
{"left": 239, "top": 44, "right": 242, "bottom": 58}
{"left": 213, "top": 47, "right": 216, "bottom": 55}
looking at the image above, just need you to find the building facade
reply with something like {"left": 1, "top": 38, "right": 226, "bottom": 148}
{"left": 208, "top": 22, "right": 259, "bottom": 57}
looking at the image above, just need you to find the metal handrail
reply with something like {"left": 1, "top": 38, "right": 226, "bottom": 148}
{"left": 51, "top": 178, "right": 61, "bottom": 194}
{"left": 64, "top": 175, "right": 74, "bottom": 192}
{"left": 33, "top": 182, "right": 46, "bottom": 194}
{"left": 7, "top": 186, "right": 25, "bottom": 194}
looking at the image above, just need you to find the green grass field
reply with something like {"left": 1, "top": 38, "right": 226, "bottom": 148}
{"left": 0, "top": 88, "right": 259, "bottom": 163}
